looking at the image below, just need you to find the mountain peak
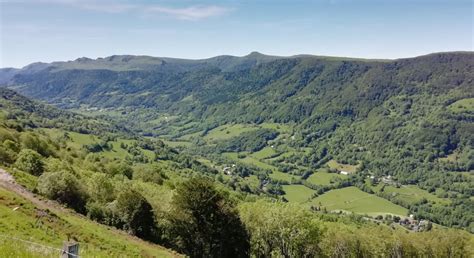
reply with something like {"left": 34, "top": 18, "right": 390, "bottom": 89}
{"left": 246, "top": 51, "right": 265, "bottom": 57}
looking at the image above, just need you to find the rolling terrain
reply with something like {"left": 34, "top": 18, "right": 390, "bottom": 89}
{"left": 1, "top": 51, "right": 471, "bottom": 229}
{"left": 0, "top": 52, "right": 473, "bottom": 256}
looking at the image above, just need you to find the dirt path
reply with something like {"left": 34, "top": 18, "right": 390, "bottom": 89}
{"left": 0, "top": 168, "right": 58, "bottom": 211}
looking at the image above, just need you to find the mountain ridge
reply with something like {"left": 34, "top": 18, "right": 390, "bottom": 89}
{"left": 2, "top": 50, "right": 470, "bottom": 71}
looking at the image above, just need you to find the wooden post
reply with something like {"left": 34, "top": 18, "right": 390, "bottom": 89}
{"left": 61, "top": 242, "right": 79, "bottom": 258}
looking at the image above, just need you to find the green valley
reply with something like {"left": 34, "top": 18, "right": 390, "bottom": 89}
{"left": 0, "top": 51, "right": 473, "bottom": 257}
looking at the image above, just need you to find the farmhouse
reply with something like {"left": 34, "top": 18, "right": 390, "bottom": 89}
{"left": 222, "top": 166, "right": 232, "bottom": 175}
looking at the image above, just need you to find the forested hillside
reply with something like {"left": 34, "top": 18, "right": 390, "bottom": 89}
{"left": 0, "top": 52, "right": 473, "bottom": 255}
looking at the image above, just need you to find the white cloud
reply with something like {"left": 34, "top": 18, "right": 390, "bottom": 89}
{"left": 2, "top": 0, "right": 231, "bottom": 20}
{"left": 146, "top": 5, "right": 230, "bottom": 21}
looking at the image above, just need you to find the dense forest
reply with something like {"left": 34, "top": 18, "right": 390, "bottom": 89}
{"left": 0, "top": 52, "right": 473, "bottom": 256}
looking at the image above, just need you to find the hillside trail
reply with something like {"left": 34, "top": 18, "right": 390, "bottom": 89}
{"left": 0, "top": 168, "right": 182, "bottom": 257}
{"left": 0, "top": 168, "right": 56, "bottom": 211}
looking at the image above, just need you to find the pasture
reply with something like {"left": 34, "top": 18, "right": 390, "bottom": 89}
{"left": 306, "top": 171, "right": 347, "bottom": 185}
{"left": 311, "top": 186, "right": 408, "bottom": 216}
{"left": 283, "top": 185, "right": 315, "bottom": 203}
{"left": 448, "top": 98, "right": 474, "bottom": 113}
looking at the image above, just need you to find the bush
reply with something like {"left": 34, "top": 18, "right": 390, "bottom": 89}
{"left": 37, "top": 171, "right": 88, "bottom": 213}
{"left": 14, "top": 149, "right": 44, "bottom": 176}
{"left": 0, "top": 146, "right": 16, "bottom": 165}
{"left": 132, "top": 165, "right": 166, "bottom": 185}
{"left": 106, "top": 162, "right": 133, "bottom": 179}
{"left": 87, "top": 173, "right": 115, "bottom": 203}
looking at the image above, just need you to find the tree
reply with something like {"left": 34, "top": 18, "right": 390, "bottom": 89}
{"left": 106, "top": 161, "right": 133, "bottom": 179}
{"left": 37, "top": 171, "right": 88, "bottom": 212}
{"left": 168, "top": 177, "right": 249, "bottom": 258}
{"left": 239, "top": 200, "right": 323, "bottom": 257}
{"left": 115, "top": 188, "right": 157, "bottom": 241}
{"left": 14, "top": 149, "right": 44, "bottom": 176}
{"left": 87, "top": 173, "right": 115, "bottom": 203}
{"left": 133, "top": 165, "right": 166, "bottom": 185}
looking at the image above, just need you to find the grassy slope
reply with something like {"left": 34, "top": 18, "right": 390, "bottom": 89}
{"left": 369, "top": 183, "right": 450, "bottom": 205}
{"left": 310, "top": 187, "right": 408, "bottom": 216}
{"left": 448, "top": 98, "right": 474, "bottom": 113}
{"left": 307, "top": 171, "right": 347, "bottom": 185}
{"left": 327, "top": 160, "right": 359, "bottom": 173}
{"left": 283, "top": 185, "right": 315, "bottom": 203}
{"left": 0, "top": 187, "right": 178, "bottom": 258}
{"left": 43, "top": 128, "right": 155, "bottom": 160}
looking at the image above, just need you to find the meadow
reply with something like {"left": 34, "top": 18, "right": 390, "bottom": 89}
{"left": 327, "top": 159, "right": 359, "bottom": 173}
{"left": 283, "top": 185, "right": 315, "bottom": 203}
{"left": 448, "top": 97, "right": 474, "bottom": 113}
{"left": 310, "top": 187, "right": 408, "bottom": 216}
{"left": 306, "top": 171, "right": 347, "bottom": 185}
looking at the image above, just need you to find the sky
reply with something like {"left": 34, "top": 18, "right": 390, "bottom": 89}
{"left": 0, "top": 0, "right": 473, "bottom": 68}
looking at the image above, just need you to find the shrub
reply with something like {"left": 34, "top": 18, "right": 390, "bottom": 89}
{"left": 37, "top": 171, "right": 88, "bottom": 212}
{"left": 14, "top": 149, "right": 44, "bottom": 175}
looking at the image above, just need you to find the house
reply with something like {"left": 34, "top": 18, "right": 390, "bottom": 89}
{"left": 222, "top": 166, "right": 232, "bottom": 175}
{"left": 340, "top": 171, "right": 349, "bottom": 175}
{"left": 381, "top": 175, "right": 394, "bottom": 184}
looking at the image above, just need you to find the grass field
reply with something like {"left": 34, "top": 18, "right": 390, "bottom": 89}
{"left": 448, "top": 98, "right": 474, "bottom": 113}
{"left": 269, "top": 171, "right": 296, "bottom": 182}
{"left": 43, "top": 128, "right": 156, "bottom": 160}
{"left": 438, "top": 152, "right": 459, "bottom": 162}
{"left": 223, "top": 152, "right": 296, "bottom": 182}
{"left": 204, "top": 124, "right": 259, "bottom": 141}
{"left": 0, "top": 188, "right": 177, "bottom": 257}
{"left": 311, "top": 187, "right": 408, "bottom": 216}
{"left": 307, "top": 171, "right": 346, "bottom": 185}
{"left": 259, "top": 123, "right": 292, "bottom": 133}
{"left": 203, "top": 123, "right": 292, "bottom": 142}
{"left": 380, "top": 185, "right": 449, "bottom": 205}
{"left": 177, "top": 131, "right": 203, "bottom": 141}
{"left": 250, "top": 147, "right": 278, "bottom": 159}
{"left": 283, "top": 185, "right": 315, "bottom": 203}
{"left": 161, "top": 139, "right": 192, "bottom": 148}
{"left": 223, "top": 152, "right": 277, "bottom": 171}
{"left": 327, "top": 160, "right": 359, "bottom": 173}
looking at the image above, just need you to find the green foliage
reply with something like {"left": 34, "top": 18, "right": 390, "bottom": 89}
{"left": 87, "top": 173, "right": 115, "bottom": 203}
{"left": 14, "top": 149, "right": 44, "bottom": 176}
{"left": 133, "top": 164, "right": 166, "bottom": 185}
{"left": 37, "top": 171, "right": 88, "bottom": 212}
{"left": 239, "top": 200, "right": 323, "bottom": 257}
{"left": 106, "top": 161, "right": 133, "bottom": 179}
{"left": 167, "top": 177, "right": 249, "bottom": 258}
{"left": 115, "top": 188, "right": 158, "bottom": 241}
{"left": 217, "top": 128, "right": 279, "bottom": 153}
{"left": 0, "top": 145, "right": 17, "bottom": 164}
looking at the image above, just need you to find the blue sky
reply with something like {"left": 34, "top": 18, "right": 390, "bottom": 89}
{"left": 1, "top": 0, "right": 472, "bottom": 68}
